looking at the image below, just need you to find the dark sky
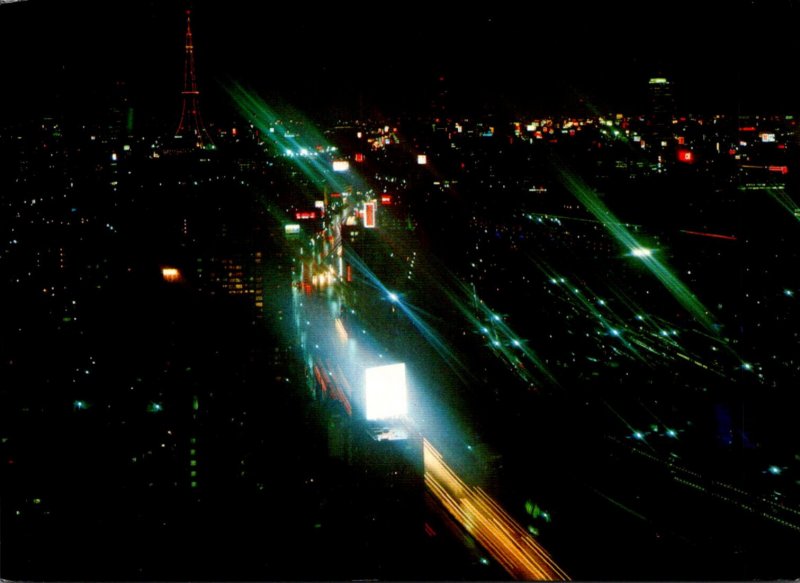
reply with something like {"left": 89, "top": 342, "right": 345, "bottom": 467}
{"left": 2, "top": 0, "right": 800, "bottom": 125}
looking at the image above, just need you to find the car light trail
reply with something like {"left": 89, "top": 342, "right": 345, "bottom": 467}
{"left": 424, "top": 439, "right": 569, "bottom": 581}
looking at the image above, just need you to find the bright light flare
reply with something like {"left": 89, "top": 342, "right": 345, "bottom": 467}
{"left": 630, "top": 247, "right": 653, "bottom": 258}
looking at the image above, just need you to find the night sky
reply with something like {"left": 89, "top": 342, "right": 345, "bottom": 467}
{"left": 2, "top": 0, "right": 800, "bottom": 124}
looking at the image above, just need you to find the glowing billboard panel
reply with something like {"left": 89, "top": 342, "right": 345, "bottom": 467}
{"left": 365, "top": 363, "right": 407, "bottom": 421}
{"left": 284, "top": 224, "right": 301, "bottom": 235}
{"left": 417, "top": 154, "right": 427, "bottom": 165}
{"left": 332, "top": 160, "right": 350, "bottom": 172}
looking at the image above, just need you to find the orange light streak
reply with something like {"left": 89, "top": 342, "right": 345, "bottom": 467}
{"left": 424, "top": 439, "right": 569, "bottom": 581}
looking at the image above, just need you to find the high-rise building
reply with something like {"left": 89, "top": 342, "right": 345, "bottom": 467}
{"left": 648, "top": 77, "right": 675, "bottom": 148}
{"left": 194, "top": 252, "right": 266, "bottom": 320}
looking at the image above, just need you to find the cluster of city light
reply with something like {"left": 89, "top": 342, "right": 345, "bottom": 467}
{"left": 424, "top": 439, "right": 569, "bottom": 581}
{"left": 226, "top": 82, "right": 366, "bottom": 196}
{"left": 535, "top": 255, "right": 738, "bottom": 381}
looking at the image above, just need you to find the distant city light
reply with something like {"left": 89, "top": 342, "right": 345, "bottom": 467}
{"left": 768, "top": 465, "right": 782, "bottom": 475}
{"left": 417, "top": 154, "right": 427, "bottom": 165}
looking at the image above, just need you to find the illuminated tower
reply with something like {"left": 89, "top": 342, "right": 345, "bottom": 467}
{"left": 175, "top": 10, "right": 213, "bottom": 149}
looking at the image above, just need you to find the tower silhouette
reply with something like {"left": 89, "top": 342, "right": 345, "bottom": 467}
{"left": 175, "top": 10, "right": 213, "bottom": 149}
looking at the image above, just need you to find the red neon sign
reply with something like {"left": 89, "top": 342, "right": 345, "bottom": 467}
{"left": 363, "top": 202, "right": 376, "bottom": 228}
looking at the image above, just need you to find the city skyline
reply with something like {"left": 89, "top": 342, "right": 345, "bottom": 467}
{"left": 2, "top": 0, "right": 800, "bottom": 125}
{"left": 3, "top": 2, "right": 800, "bottom": 580}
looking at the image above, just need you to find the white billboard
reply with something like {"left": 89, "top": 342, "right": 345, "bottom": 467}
{"left": 365, "top": 363, "right": 407, "bottom": 421}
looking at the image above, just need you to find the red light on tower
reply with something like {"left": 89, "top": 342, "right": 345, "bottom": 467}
{"left": 676, "top": 149, "right": 695, "bottom": 164}
{"left": 174, "top": 10, "right": 213, "bottom": 149}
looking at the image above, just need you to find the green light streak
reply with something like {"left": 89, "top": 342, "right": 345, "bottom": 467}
{"left": 556, "top": 166, "right": 720, "bottom": 334}
{"left": 762, "top": 186, "right": 800, "bottom": 222}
